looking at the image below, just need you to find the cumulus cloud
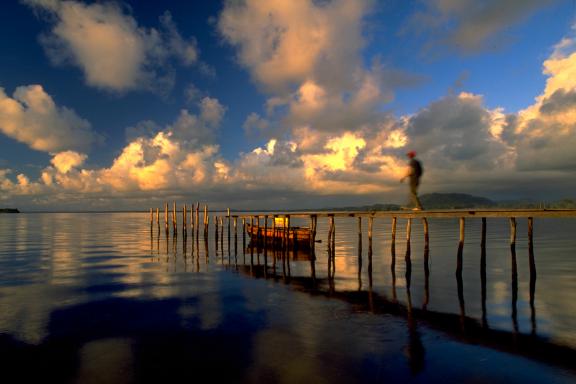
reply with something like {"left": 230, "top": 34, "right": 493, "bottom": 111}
{"left": 218, "top": 0, "right": 423, "bottom": 145}
{"left": 50, "top": 150, "right": 87, "bottom": 173}
{"left": 410, "top": 0, "right": 559, "bottom": 52}
{"left": 0, "top": 84, "right": 100, "bottom": 152}
{"left": 404, "top": 92, "right": 512, "bottom": 171}
{"left": 0, "top": 96, "right": 231, "bottom": 205}
{"left": 503, "top": 30, "right": 576, "bottom": 171}
{"left": 218, "top": 0, "right": 368, "bottom": 93}
{"left": 24, "top": 0, "right": 199, "bottom": 92}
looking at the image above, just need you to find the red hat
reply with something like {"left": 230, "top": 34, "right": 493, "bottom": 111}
{"left": 407, "top": 151, "right": 416, "bottom": 158}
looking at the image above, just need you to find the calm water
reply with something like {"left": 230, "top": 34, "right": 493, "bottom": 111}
{"left": 0, "top": 212, "right": 575, "bottom": 383}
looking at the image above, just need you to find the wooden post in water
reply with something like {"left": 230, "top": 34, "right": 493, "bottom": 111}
{"left": 481, "top": 217, "right": 487, "bottom": 249}
{"left": 480, "top": 217, "right": 487, "bottom": 327}
{"left": 227, "top": 208, "right": 231, "bottom": 248}
{"left": 310, "top": 215, "right": 315, "bottom": 250}
{"left": 165, "top": 202, "right": 169, "bottom": 232}
{"left": 204, "top": 205, "right": 208, "bottom": 237}
{"left": 150, "top": 208, "right": 153, "bottom": 226}
{"left": 195, "top": 203, "right": 200, "bottom": 238}
{"left": 156, "top": 208, "right": 160, "bottom": 228}
{"left": 183, "top": 204, "right": 187, "bottom": 234}
{"left": 391, "top": 216, "right": 397, "bottom": 249}
{"left": 528, "top": 217, "right": 537, "bottom": 334}
{"left": 405, "top": 218, "right": 412, "bottom": 262}
{"left": 264, "top": 215, "right": 268, "bottom": 248}
{"left": 190, "top": 203, "right": 196, "bottom": 232}
{"left": 214, "top": 215, "right": 219, "bottom": 244}
{"left": 509, "top": 217, "right": 517, "bottom": 250}
{"left": 357, "top": 216, "right": 362, "bottom": 249}
{"left": 233, "top": 216, "right": 238, "bottom": 256}
{"left": 422, "top": 218, "right": 429, "bottom": 251}
{"left": 172, "top": 201, "right": 177, "bottom": 236}
{"left": 457, "top": 217, "right": 465, "bottom": 273}
{"left": 286, "top": 215, "right": 291, "bottom": 252}
{"left": 272, "top": 216, "right": 277, "bottom": 250}
{"left": 242, "top": 217, "right": 246, "bottom": 250}
{"left": 368, "top": 216, "right": 373, "bottom": 287}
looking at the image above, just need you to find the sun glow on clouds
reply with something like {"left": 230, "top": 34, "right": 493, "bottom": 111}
{"left": 3, "top": 3, "right": 576, "bottom": 208}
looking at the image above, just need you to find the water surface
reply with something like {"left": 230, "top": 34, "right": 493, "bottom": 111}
{"left": 0, "top": 212, "right": 575, "bottom": 383}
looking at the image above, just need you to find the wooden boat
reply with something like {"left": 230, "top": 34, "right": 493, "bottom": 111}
{"left": 245, "top": 222, "right": 312, "bottom": 248}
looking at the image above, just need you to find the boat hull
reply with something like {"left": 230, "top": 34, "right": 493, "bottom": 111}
{"left": 246, "top": 223, "right": 311, "bottom": 248}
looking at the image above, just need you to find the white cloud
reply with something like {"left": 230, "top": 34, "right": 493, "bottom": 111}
{"left": 25, "top": 0, "right": 199, "bottom": 92}
{"left": 0, "top": 85, "right": 100, "bottom": 152}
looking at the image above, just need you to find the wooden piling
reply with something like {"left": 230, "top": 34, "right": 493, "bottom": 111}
{"left": 510, "top": 217, "right": 517, "bottom": 249}
{"left": 242, "top": 217, "right": 246, "bottom": 250}
{"left": 156, "top": 208, "right": 160, "bottom": 228}
{"left": 358, "top": 216, "right": 362, "bottom": 245}
{"left": 150, "top": 208, "right": 153, "bottom": 226}
{"left": 310, "top": 215, "right": 315, "bottom": 250}
{"left": 459, "top": 217, "right": 465, "bottom": 246}
{"left": 422, "top": 218, "right": 429, "bottom": 251}
{"left": 195, "top": 203, "right": 200, "bottom": 237}
{"left": 264, "top": 215, "right": 268, "bottom": 247}
{"left": 173, "top": 201, "right": 177, "bottom": 235}
{"left": 481, "top": 217, "right": 486, "bottom": 249}
{"left": 183, "top": 204, "right": 187, "bottom": 233}
{"left": 405, "top": 218, "right": 412, "bottom": 262}
{"left": 391, "top": 216, "right": 397, "bottom": 248}
{"left": 204, "top": 205, "right": 208, "bottom": 237}
{"left": 233, "top": 216, "right": 238, "bottom": 254}
{"left": 164, "top": 202, "right": 169, "bottom": 231}
{"left": 368, "top": 216, "right": 373, "bottom": 288}
{"left": 457, "top": 217, "right": 465, "bottom": 273}
{"left": 227, "top": 208, "right": 231, "bottom": 247}
{"left": 272, "top": 216, "right": 277, "bottom": 249}
{"left": 286, "top": 215, "right": 291, "bottom": 253}
{"left": 528, "top": 217, "right": 537, "bottom": 334}
{"left": 357, "top": 216, "right": 362, "bottom": 289}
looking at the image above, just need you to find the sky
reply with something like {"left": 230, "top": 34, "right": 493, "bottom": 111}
{"left": 1, "top": 0, "right": 576, "bottom": 211}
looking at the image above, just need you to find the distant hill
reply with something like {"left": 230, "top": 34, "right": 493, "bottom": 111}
{"left": 419, "top": 193, "right": 496, "bottom": 209}
{"left": 0, "top": 208, "right": 19, "bottom": 213}
{"left": 323, "top": 193, "right": 576, "bottom": 211}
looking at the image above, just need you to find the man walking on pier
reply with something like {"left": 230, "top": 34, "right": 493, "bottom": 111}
{"left": 400, "top": 151, "right": 423, "bottom": 210}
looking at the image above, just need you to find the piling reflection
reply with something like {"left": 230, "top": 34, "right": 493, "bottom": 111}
{"left": 144, "top": 214, "right": 576, "bottom": 375}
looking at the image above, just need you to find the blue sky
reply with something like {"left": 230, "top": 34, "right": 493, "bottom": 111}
{"left": 1, "top": 0, "right": 576, "bottom": 210}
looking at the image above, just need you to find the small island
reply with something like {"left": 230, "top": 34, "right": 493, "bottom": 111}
{"left": 0, "top": 208, "right": 20, "bottom": 213}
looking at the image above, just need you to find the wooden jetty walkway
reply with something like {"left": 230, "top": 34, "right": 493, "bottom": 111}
{"left": 149, "top": 205, "right": 576, "bottom": 253}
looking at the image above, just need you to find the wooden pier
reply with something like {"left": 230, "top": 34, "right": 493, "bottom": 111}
{"left": 149, "top": 204, "right": 576, "bottom": 262}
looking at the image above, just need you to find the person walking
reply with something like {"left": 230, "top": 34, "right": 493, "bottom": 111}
{"left": 400, "top": 151, "right": 423, "bottom": 210}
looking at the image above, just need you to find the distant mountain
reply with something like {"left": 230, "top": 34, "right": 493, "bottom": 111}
{"left": 419, "top": 193, "right": 496, "bottom": 209}
{"left": 0, "top": 208, "right": 19, "bottom": 213}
